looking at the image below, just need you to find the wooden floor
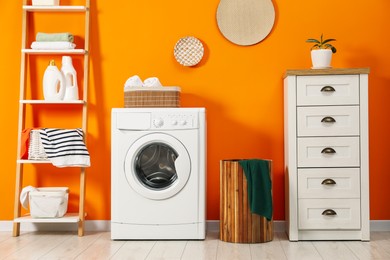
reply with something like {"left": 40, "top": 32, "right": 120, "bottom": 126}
{"left": 1, "top": 231, "right": 390, "bottom": 259}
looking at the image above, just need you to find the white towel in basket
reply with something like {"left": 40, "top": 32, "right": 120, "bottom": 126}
{"left": 143, "top": 77, "right": 162, "bottom": 87}
{"left": 124, "top": 75, "right": 143, "bottom": 91}
{"left": 20, "top": 185, "right": 38, "bottom": 209}
{"left": 39, "top": 128, "right": 90, "bottom": 167}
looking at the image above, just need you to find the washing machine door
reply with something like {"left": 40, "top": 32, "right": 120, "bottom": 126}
{"left": 124, "top": 133, "right": 191, "bottom": 200}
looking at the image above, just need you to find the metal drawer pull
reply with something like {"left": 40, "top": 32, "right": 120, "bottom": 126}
{"left": 321, "top": 178, "right": 336, "bottom": 185}
{"left": 321, "top": 86, "right": 336, "bottom": 92}
{"left": 321, "top": 147, "right": 336, "bottom": 154}
{"left": 322, "top": 209, "right": 337, "bottom": 216}
{"left": 321, "top": 116, "right": 336, "bottom": 123}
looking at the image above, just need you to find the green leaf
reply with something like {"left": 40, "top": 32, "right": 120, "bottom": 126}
{"left": 306, "top": 34, "right": 337, "bottom": 53}
{"left": 306, "top": 39, "right": 320, "bottom": 43}
{"left": 322, "top": 39, "right": 336, "bottom": 44}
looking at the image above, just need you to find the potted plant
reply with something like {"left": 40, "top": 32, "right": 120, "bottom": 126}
{"left": 306, "top": 34, "right": 336, "bottom": 69}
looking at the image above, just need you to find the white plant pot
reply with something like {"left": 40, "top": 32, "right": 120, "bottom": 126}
{"left": 311, "top": 49, "right": 333, "bottom": 69}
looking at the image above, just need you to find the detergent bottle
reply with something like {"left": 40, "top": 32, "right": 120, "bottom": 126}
{"left": 61, "top": 56, "right": 79, "bottom": 100}
{"left": 43, "top": 60, "right": 66, "bottom": 101}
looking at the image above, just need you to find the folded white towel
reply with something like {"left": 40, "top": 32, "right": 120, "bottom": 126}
{"left": 39, "top": 128, "right": 90, "bottom": 168}
{"left": 20, "top": 186, "right": 38, "bottom": 209}
{"left": 143, "top": 77, "right": 162, "bottom": 87}
{"left": 31, "top": 41, "right": 76, "bottom": 50}
{"left": 124, "top": 75, "right": 143, "bottom": 91}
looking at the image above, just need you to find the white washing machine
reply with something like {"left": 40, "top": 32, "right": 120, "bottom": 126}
{"left": 111, "top": 107, "right": 206, "bottom": 240}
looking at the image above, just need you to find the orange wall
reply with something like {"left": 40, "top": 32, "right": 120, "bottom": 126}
{"left": 1, "top": 0, "right": 390, "bottom": 222}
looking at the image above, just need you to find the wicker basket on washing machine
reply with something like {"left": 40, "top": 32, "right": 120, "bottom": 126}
{"left": 124, "top": 87, "right": 181, "bottom": 108}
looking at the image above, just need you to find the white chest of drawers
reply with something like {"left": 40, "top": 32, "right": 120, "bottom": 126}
{"left": 283, "top": 68, "right": 370, "bottom": 241}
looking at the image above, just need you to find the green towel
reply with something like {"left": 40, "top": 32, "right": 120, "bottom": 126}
{"left": 239, "top": 159, "right": 273, "bottom": 220}
{"left": 36, "top": 32, "right": 74, "bottom": 43}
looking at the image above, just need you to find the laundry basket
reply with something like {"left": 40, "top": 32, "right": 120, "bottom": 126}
{"left": 29, "top": 187, "right": 69, "bottom": 218}
{"left": 28, "top": 130, "right": 47, "bottom": 160}
{"left": 124, "top": 87, "right": 181, "bottom": 107}
{"left": 220, "top": 159, "right": 273, "bottom": 243}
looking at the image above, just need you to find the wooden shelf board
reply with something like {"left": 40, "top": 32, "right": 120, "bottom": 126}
{"left": 17, "top": 159, "right": 50, "bottom": 164}
{"left": 23, "top": 5, "right": 87, "bottom": 12}
{"left": 14, "top": 213, "right": 81, "bottom": 223}
{"left": 22, "top": 49, "right": 86, "bottom": 55}
{"left": 20, "top": 100, "right": 85, "bottom": 104}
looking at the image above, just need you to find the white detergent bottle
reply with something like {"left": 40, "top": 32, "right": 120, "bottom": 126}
{"left": 43, "top": 60, "right": 66, "bottom": 101}
{"left": 61, "top": 56, "right": 79, "bottom": 100}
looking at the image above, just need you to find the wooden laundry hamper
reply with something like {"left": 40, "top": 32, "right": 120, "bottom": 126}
{"left": 220, "top": 159, "right": 273, "bottom": 243}
{"left": 124, "top": 87, "right": 180, "bottom": 108}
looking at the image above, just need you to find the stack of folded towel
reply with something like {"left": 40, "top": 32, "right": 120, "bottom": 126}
{"left": 31, "top": 32, "right": 76, "bottom": 50}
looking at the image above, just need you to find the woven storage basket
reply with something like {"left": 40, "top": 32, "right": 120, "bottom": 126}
{"left": 174, "top": 36, "right": 204, "bottom": 66}
{"left": 124, "top": 87, "right": 180, "bottom": 108}
{"left": 28, "top": 130, "right": 47, "bottom": 160}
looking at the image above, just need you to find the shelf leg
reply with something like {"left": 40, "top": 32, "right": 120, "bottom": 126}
{"left": 13, "top": 164, "right": 23, "bottom": 237}
{"left": 78, "top": 168, "right": 86, "bottom": 236}
{"left": 12, "top": 223, "right": 20, "bottom": 237}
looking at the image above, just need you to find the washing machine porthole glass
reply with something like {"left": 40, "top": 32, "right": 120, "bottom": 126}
{"left": 134, "top": 142, "right": 179, "bottom": 190}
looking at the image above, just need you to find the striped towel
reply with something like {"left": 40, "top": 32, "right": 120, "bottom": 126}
{"left": 39, "top": 128, "right": 90, "bottom": 167}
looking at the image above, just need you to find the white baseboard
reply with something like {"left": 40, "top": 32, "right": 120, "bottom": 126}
{"left": 1, "top": 220, "right": 389, "bottom": 233}
{"left": 370, "top": 220, "right": 390, "bottom": 231}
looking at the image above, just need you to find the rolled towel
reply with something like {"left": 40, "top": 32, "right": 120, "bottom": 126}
{"left": 124, "top": 75, "right": 143, "bottom": 91}
{"left": 143, "top": 77, "right": 162, "bottom": 87}
{"left": 31, "top": 41, "right": 76, "bottom": 50}
{"left": 36, "top": 32, "right": 74, "bottom": 43}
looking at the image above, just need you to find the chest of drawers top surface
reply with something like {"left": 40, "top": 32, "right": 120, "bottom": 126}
{"left": 284, "top": 68, "right": 370, "bottom": 78}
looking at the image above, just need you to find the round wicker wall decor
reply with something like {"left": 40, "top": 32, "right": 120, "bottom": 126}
{"left": 174, "top": 36, "right": 204, "bottom": 66}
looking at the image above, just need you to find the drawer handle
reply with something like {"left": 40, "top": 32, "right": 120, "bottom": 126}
{"left": 322, "top": 209, "right": 337, "bottom": 216}
{"left": 321, "top": 86, "right": 336, "bottom": 92}
{"left": 321, "top": 147, "right": 336, "bottom": 154}
{"left": 321, "top": 178, "right": 336, "bottom": 185}
{"left": 321, "top": 116, "right": 336, "bottom": 123}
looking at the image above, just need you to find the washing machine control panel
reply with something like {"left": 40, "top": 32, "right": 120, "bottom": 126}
{"left": 151, "top": 112, "right": 197, "bottom": 129}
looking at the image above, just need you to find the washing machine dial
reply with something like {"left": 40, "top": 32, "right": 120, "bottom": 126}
{"left": 171, "top": 119, "right": 178, "bottom": 126}
{"left": 153, "top": 118, "right": 164, "bottom": 128}
{"left": 179, "top": 120, "right": 187, "bottom": 126}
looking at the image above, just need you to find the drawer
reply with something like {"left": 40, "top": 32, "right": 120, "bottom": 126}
{"left": 298, "top": 168, "right": 360, "bottom": 199}
{"left": 297, "top": 106, "right": 360, "bottom": 137}
{"left": 298, "top": 137, "right": 360, "bottom": 167}
{"left": 297, "top": 75, "right": 359, "bottom": 106}
{"left": 298, "top": 199, "right": 361, "bottom": 230}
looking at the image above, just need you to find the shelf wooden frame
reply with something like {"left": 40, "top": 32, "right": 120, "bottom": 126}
{"left": 14, "top": 213, "right": 82, "bottom": 223}
{"left": 13, "top": 0, "right": 90, "bottom": 237}
{"left": 22, "top": 49, "right": 87, "bottom": 55}
{"left": 17, "top": 159, "right": 50, "bottom": 164}
{"left": 20, "top": 100, "right": 85, "bottom": 104}
{"left": 23, "top": 5, "right": 87, "bottom": 12}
